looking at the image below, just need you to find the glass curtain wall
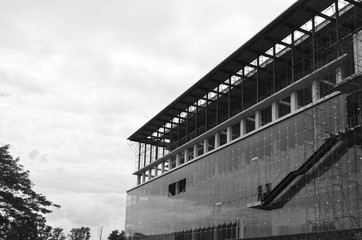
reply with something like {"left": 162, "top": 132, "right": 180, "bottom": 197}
{"left": 126, "top": 94, "right": 362, "bottom": 240}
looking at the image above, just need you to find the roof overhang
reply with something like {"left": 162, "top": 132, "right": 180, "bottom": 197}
{"left": 128, "top": 0, "right": 338, "bottom": 143}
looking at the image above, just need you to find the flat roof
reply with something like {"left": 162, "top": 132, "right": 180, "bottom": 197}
{"left": 128, "top": 0, "right": 336, "bottom": 143}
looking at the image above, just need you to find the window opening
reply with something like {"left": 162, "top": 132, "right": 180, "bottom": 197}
{"left": 168, "top": 178, "right": 186, "bottom": 197}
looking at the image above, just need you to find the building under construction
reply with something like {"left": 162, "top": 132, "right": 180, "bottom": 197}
{"left": 125, "top": 0, "right": 362, "bottom": 239}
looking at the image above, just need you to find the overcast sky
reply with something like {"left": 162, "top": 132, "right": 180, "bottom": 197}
{"left": 0, "top": 0, "right": 294, "bottom": 239}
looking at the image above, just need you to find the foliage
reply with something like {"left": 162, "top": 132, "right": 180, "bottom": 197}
{"left": 49, "top": 227, "right": 67, "bottom": 240}
{"left": 68, "top": 226, "right": 91, "bottom": 240}
{"left": 0, "top": 144, "right": 60, "bottom": 240}
{"left": 108, "top": 230, "right": 127, "bottom": 240}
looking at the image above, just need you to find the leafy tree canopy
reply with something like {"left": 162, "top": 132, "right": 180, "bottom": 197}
{"left": 108, "top": 230, "right": 127, "bottom": 240}
{"left": 0, "top": 144, "right": 60, "bottom": 239}
{"left": 68, "top": 226, "right": 91, "bottom": 240}
{"left": 49, "top": 227, "right": 67, "bottom": 240}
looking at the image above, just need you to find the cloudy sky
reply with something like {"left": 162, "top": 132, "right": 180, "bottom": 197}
{"left": 0, "top": 0, "right": 293, "bottom": 238}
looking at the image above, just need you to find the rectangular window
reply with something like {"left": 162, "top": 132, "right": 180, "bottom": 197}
{"left": 168, "top": 183, "right": 176, "bottom": 197}
{"left": 168, "top": 178, "right": 186, "bottom": 197}
{"left": 179, "top": 178, "right": 186, "bottom": 193}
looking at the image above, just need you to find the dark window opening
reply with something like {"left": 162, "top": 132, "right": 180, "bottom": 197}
{"left": 198, "top": 142, "right": 204, "bottom": 156}
{"left": 297, "top": 87, "right": 312, "bottom": 107}
{"left": 220, "top": 131, "right": 227, "bottom": 146}
{"left": 232, "top": 122, "right": 241, "bottom": 140}
{"left": 168, "top": 183, "right": 176, "bottom": 197}
{"left": 261, "top": 106, "right": 272, "bottom": 126}
{"left": 208, "top": 136, "right": 215, "bottom": 151}
{"left": 179, "top": 178, "right": 186, "bottom": 193}
{"left": 245, "top": 116, "right": 255, "bottom": 133}
{"left": 168, "top": 179, "right": 186, "bottom": 197}
{"left": 279, "top": 96, "right": 291, "bottom": 117}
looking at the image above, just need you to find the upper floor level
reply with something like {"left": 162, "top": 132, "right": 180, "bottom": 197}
{"left": 128, "top": 0, "right": 362, "bottom": 185}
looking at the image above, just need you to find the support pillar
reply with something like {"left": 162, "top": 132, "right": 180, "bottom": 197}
{"left": 184, "top": 149, "right": 189, "bottom": 162}
{"left": 290, "top": 91, "right": 298, "bottom": 112}
{"left": 204, "top": 138, "right": 209, "bottom": 153}
{"left": 353, "top": 30, "right": 362, "bottom": 74}
{"left": 176, "top": 154, "right": 180, "bottom": 167}
{"left": 272, "top": 101, "right": 279, "bottom": 121}
{"left": 137, "top": 175, "right": 141, "bottom": 185}
{"left": 161, "top": 161, "right": 165, "bottom": 174}
{"left": 215, "top": 132, "right": 220, "bottom": 148}
{"left": 336, "top": 66, "right": 343, "bottom": 84}
{"left": 154, "top": 166, "right": 158, "bottom": 177}
{"left": 148, "top": 169, "right": 152, "bottom": 181}
{"left": 142, "top": 171, "right": 146, "bottom": 183}
{"left": 193, "top": 144, "right": 198, "bottom": 159}
{"left": 312, "top": 80, "right": 320, "bottom": 103}
{"left": 240, "top": 119, "right": 246, "bottom": 136}
{"left": 168, "top": 158, "right": 172, "bottom": 170}
{"left": 255, "top": 110, "right": 262, "bottom": 129}
{"left": 227, "top": 125, "right": 232, "bottom": 142}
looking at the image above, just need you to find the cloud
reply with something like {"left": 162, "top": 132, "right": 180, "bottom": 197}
{"left": 0, "top": 0, "right": 295, "bottom": 239}
{"left": 28, "top": 149, "right": 40, "bottom": 160}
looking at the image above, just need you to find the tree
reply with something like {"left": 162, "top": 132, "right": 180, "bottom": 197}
{"left": 68, "top": 227, "right": 91, "bottom": 240}
{"left": 108, "top": 230, "right": 127, "bottom": 240}
{"left": 49, "top": 227, "right": 66, "bottom": 240}
{"left": 0, "top": 145, "right": 60, "bottom": 240}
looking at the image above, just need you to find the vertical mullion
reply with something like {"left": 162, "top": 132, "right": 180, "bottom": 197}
{"left": 149, "top": 139, "right": 153, "bottom": 164}
{"left": 155, "top": 132, "right": 159, "bottom": 160}
{"left": 241, "top": 68, "right": 245, "bottom": 111}
{"left": 216, "top": 85, "right": 220, "bottom": 125}
{"left": 257, "top": 58, "right": 260, "bottom": 101}
{"left": 138, "top": 142, "right": 142, "bottom": 170}
{"left": 177, "top": 117, "right": 180, "bottom": 147}
{"left": 228, "top": 77, "right": 231, "bottom": 118}
{"left": 312, "top": 17, "right": 316, "bottom": 71}
{"left": 335, "top": 0, "right": 340, "bottom": 41}
{"left": 273, "top": 46, "right": 276, "bottom": 93}
{"left": 163, "top": 127, "right": 166, "bottom": 156}
{"left": 205, "top": 93, "right": 209, "bottom": 132}
{"left": 291, "top": 31, "right": 295, "bottom": 83}
{"left": 143, "top": 142, "right": 147, "bottom": 168}
{"left": 195, "top": 101, "right": 198, "bottom": 136}
{"left": 186, "top": 110, "right": 189, "bottom": 142}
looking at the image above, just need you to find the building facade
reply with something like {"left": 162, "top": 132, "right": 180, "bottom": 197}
{"left": 125, "top": 0, "right": 362, "bottom": 239}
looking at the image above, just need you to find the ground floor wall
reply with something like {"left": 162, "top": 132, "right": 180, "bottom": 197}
{"left": 125, "top": 94, "right": 362, "bottom": 240}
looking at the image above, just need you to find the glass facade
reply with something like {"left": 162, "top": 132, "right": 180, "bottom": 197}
{"left": 126, "top": 95, "right": 362, "bottom": 239}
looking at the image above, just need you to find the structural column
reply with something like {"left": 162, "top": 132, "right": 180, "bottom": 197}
{"left": 272, "top": 101, "right": 279, "bottom": 121}
{"left": 168, "top": 158, "right": 172, "bottom": 170}
{"left": 193, "top": 144, "right": 198, "bottom": 159}
{"left": 290, "top": 91, "right": 298, "bottom": 112}
{"left": 312, "top": 80, "right": 320, "bottom": 103}
{"left": 353, "top": 30, "right": 362, "bottom": 74}
{"left": 142, "top": 171, "right": 146, "bottom": 183}
{"left": 154, "top": 166, "right": 158, "bottom": 177}
{"left": 336, "top": 66, "right": 343, "bottom": 84}
{"left": 215, "top": 132, "right": 220, "bottom": 148}
{"left": 204, "top": 138, "right": 209, "bottom": 153}
{"left": 227, "top": 125, "right": 232, "bottom": 142}
{"left": 137, "top": 175, "right": 141, "bottom": 185}
{"left": 161, "top": 161, "right": 165, "bottom": 174}
{"left": 184, "top": 149, "right": 189, "bottom": 162}
{"left": 176, "top": 154, "right": 180, "bottom": 167}
{"left": 240, "top": 119, "right": 246, "bottom": 136}
{"left": 148, "top": 169, "right": 152, "bottom": 181}
{"left": 255, "top": 110, "right": 262, "bottom": 129}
